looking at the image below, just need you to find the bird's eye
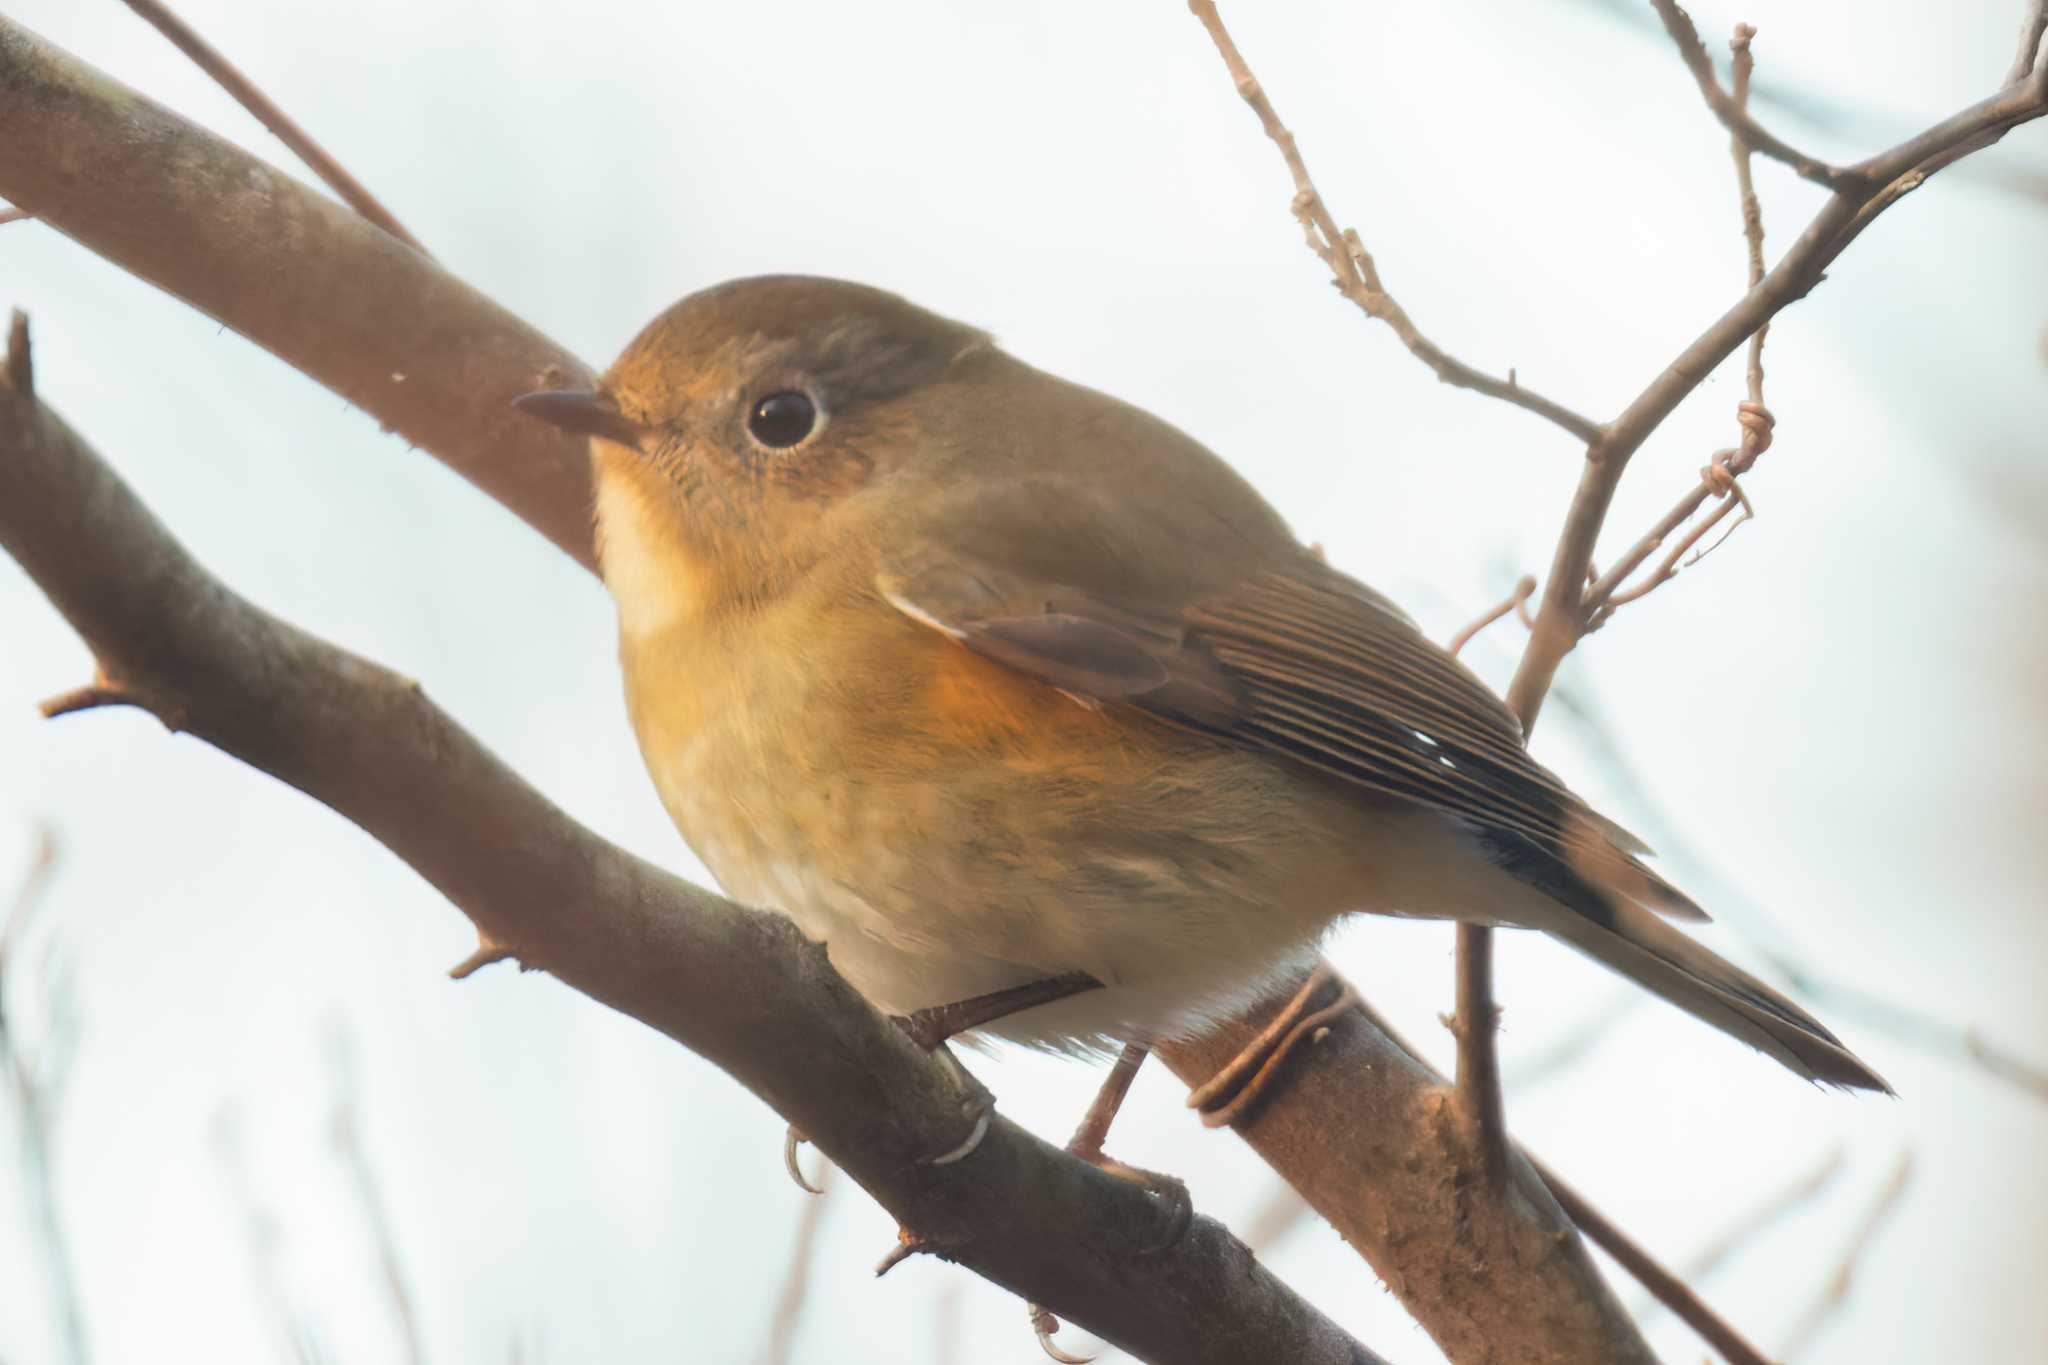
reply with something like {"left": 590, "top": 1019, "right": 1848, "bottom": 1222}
{"left": 747, "top": 390, "right": 819, "bottom": 449}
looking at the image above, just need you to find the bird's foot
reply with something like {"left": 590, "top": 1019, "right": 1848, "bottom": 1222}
{"left": 1185, "top": 963, "right": 1359, "bottom": 1128}
{"left": 1074, "top": 1143, "right": 1193, "bottom": 1253}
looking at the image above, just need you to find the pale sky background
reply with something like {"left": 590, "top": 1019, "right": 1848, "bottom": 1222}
{"left": 2, "top": 2, "right": 2044, "bottom": 1363}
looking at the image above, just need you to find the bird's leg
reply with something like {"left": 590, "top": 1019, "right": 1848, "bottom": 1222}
{"left": 1065, "top": 1042, "right": 1192, "bottom": 1244}
{"left": 893, "top": 970, "right": 1103, "bottom": 1049}
{"left": 1026, "top": 1042, "right": 1192, "bottom": 1362}
{"left": 877, "top": 972, "right": 1105, "bottom": 1176}
{"left": 785, "top": 974, "right": 1104, "bottom": 1194}
{"left": 1185, "top": 963, "right": 1360, "bottom": 1128}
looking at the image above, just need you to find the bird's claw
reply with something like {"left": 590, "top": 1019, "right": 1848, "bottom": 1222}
{"left": 1028, "top": 1303, "right": 1096, "bottom": 1363}
{"left": 783, "top": 1125, "right": 824, "bottom": 1194}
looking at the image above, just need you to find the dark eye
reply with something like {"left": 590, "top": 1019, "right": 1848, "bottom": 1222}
{"left": 747, "top": 390, "right": 819, "bottom": 448}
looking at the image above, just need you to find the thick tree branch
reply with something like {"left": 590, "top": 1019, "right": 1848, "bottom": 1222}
{"left": 0, "top": 20, "right": 1671, "bottom": 1361}
{"left": 0, "top": 322, "right": 1385, "bottom": 1365}
{"left": 1158, "top": 991, "right": 1657, "bottom": 1365}
{"left": 0, "top": 19, "right": 593, "bottom": 568}
{"left": 116, "top": 0, "right": 427, "bottom": 253}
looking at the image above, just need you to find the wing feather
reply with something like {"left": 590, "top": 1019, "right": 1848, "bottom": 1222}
{"left": 880, "top": 546, "right": 1701, "bottom": 920}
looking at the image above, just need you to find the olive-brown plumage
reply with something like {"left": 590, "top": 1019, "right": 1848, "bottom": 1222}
{"left": 520, "top": 275, "right": 1886, "bottom": 1092}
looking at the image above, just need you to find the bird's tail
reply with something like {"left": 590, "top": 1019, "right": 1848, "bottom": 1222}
{"left": 1545, "top": 890, "right": 1890, "bottom": 1093}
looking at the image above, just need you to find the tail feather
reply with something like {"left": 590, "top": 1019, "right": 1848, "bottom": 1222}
{"left": 1475, "top": 824, "right": 1890, "bottom": 1092}
{"left": 1552, "top": 894, "right": 1891, "bottom": 1093}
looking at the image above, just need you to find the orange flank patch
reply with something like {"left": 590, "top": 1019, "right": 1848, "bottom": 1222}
{"left": 918, "top": 636, "right": 1131, "bottom": 755}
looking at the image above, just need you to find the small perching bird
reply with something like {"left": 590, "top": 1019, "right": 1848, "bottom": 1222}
{"left": 516, "top": 275, "right": 1887, "bottom": 1123}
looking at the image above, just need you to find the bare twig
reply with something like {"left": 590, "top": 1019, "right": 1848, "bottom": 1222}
{"left": 37, "top": 680, "right": 141, "bottom": 721}
{"left": 1503, "top": 992, "right": 1639, "bottom": 1091}
{"left": 1537, "top": 1161, "right": 1773, "bottom": 1365}
{"left": 0, "top": 27, "right": 597, "bottom": 568}
{"left": 1647, "top": 0, "right": 1863, "bottom": 191}
{"left": 1778, "top": 1154, "right": 1914, "bottom": 1359}
{"left": 1677, "top": 1147, "right": 1845, "bottom": 1287}
{"left": 115, "top": 0, "right": 427, "bottom": 254}
{"left": 1506, "top": 6, "right": 2048, "bottom": 729}
{"left": 1446, "top": 574, "right": 1537, "bottom": 657}
{"left": 210, "top": 1107, "right": 330, "bottom": 1365}
{"left": 1, "top": 828, "right": 88, "bottom": 1365}
{"left": 324, "top": 1028, "right": 428, "bottom": 1365}
{"left": 760, "top": 1163, "right": 835, "bottom": 1365}
{"left": 2007, "top": 0, "right": 2048, "bottom": 87}
{"left": 1589, "top": 26, "right": 1777, "bottom": 625}
{"left": 0, "top": 315, "right": 1385, "bottom": 1365}
{"left": 1187, "top": 0, "right": 1604, "bottom": 445}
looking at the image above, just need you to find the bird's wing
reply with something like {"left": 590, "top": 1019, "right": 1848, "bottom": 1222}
{"left": 879, "top": 543, "right": 1705, "bottom": 922}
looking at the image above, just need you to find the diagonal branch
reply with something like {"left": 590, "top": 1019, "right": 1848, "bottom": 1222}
{"left": 0, "top": 19, "right": 592, "bottom": 568}
{"left": 0, "top": 317, "right": 1386, "bottom": 1365}
{"left": 116, "top": 0, "right": 427, "bottom": 254}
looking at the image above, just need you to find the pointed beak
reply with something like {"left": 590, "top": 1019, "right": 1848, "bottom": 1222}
{"left": 512, "top": 388, "right": 647, "bottom": 448}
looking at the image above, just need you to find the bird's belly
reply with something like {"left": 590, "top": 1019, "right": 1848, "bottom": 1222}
{"left": 624, "top": 625, "right": 1393, "bottom": 1047}
{"left": 648, "top": 713, "right": 1368, "bottom": 1047}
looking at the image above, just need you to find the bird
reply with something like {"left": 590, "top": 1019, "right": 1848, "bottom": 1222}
{"left": 514, "top": 274, "right": 1888, "bottom": 1128}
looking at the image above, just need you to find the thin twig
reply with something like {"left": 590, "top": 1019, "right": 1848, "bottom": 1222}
{"left": 1589, "top": 25, "right": 1778, "bottom": 625}
{"left": 1503, "top": 992, "right": 1640, "bottom": 1090}
{"left": 2007, "top": 0, "right": 2048, "bottom": 87}
{"left": 760, "top": 1163, "right": 835, "bottom": 1365}
{"left": 115, "top": 0, "right": 428, "bottom": 254}
{"left": 1536, "top": 1161, "right": 1773, "bottom": 1365}
{"left": 1676, "top": 1147, "right": 1845, "bottom": 1287}
{"left": 1505, "top": 4, "right": 2048, "bottom": 728}
{"left": 1778, "top": 1153, "right": 1914, "bottom": 1359}
{"left": 1187, "top": 0, "right": 1603, "bottom": 445}
{"left": 37, "top": 682, "right": 137, "bottom": 720}
{"left": 210, "top": 1107, "right": 331, "bottom": 1365}
{"left": 1, "top": 828, "right": 88, "bottom": 1365}
{"left": 324, "top": 1028, "right": 428, "bottom": 1365}
{"left": 1446, "top": 574, "right": 1536, "bottom": 657}
{"left": 1647, "top": 0, "right": 1864, "bottom": 191}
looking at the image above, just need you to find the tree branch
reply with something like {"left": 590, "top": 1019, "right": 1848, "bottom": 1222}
{"left": 1156, "top": 991, "right": 1656, "bottom": 1365}
{"left": 0, "top": 19, "right": 592, "bottom": 568}
{"left": 1647, "top": 0, "right": 1864, "bottom": 192}
{"left": 115, "top": 0, "right": 427, "bottom": 254}
{"left": 0, "top": 319, "right": 1386, "bottom": 1365}
{"left": 1506, "top": 19, "right": 2048, "bottom": 728}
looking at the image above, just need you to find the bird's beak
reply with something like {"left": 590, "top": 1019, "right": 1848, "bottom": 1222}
{"left": 512, "top": 388, "right": 647, "bottom": 448}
